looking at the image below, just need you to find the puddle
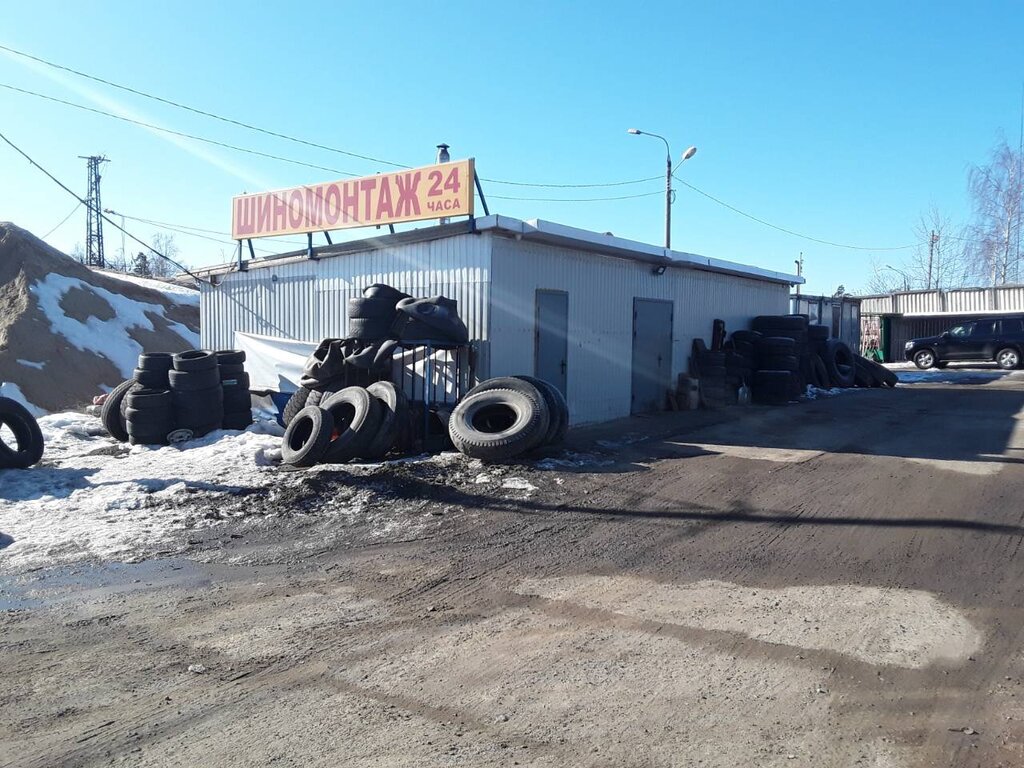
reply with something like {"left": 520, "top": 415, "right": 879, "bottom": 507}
{"left": 0, "top": 557, "right": 211, "bottom": 611}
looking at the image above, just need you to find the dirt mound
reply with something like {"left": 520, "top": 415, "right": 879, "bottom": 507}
{"left": 0, "top": 222, "right": 200, "bottom": 413}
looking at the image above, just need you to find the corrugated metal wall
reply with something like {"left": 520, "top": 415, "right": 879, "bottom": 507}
{"left": 489, "top": 237, "right": 789, "bottom": 425}
{"left": 200, "top": 233, "right": 492, "bottom": 350}
{"left": 860, "top": 286, "right": 1024, "bottom": 316}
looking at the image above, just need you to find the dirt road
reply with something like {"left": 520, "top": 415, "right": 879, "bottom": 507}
{"left": 4, "top": 372, "right": 1024, "bottom": 767}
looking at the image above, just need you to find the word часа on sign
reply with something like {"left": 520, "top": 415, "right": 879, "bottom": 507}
{"left": 231, "top": 158, "right": 475, "bottom": 240}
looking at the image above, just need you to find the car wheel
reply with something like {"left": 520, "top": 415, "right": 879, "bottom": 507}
{"left": 996, "top": 347, "right": 1020, "bottom": 370}
{"left": 913, "top": 350, "right": 935, "bottom": 369}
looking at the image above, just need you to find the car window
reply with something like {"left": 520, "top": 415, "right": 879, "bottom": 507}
{"left": 949, "top": 324, "right": 972, "bottom": 338}
{"left": 971, "top": 320, "right": 996, "bottom": 336}
{"left": 1001, "top": 318, "right": 1024, "bottom": 334}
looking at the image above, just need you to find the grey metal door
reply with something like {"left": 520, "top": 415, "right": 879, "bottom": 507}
{"left": 535, "top": 290, "right": 568, "bottom": 396}
{"left": 631, "top": 299, "right": 673, "bottom": 413}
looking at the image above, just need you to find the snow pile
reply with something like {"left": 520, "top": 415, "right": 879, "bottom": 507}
{"left": 0, "top": 223, "right": 200, "bottom": 413}
{"left": 0, "top": 413, "right": 285, "bottom": 570}
{"left": 0, "top": 382, "right": 46, "bottom": 417}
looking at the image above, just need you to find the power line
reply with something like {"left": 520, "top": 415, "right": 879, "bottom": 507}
{"left": 41, "top": 201, "right": 82, "bottom": 238}
{"left": 490, "top": 189, "right": 663, "bottom": 202}
{"left": 0, "top": 82, "right": 361, "bottom": 177}
{"left": 0, "top": 42, "right": 663, "bottom": 189}
{"left": 0, "top": 129, "right": 208, "bottom": 283}
{"left": 674, "top": 178, "right": 918, "bottom": 252}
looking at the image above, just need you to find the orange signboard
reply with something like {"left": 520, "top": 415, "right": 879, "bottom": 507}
{"left": 231, "top": 158, "right": 475, "bottom": 239}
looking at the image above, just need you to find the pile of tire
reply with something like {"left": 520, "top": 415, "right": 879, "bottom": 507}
{"left": 348, "top": 284, "right": 469, "bottom": 346}
{"left": 0, "top": 396, "right": 44, "bottom": 469}
{"left": 101, "top": 349, "right": 253, "bottom": 445}
{"left": 279, "top": 381, "right": 410, "bottom": 467}
{"left": 448, "top": 375, "right": 568, "bottom": 461}
{"left": 692, "top": 340, "right": 731, "bottom": 408}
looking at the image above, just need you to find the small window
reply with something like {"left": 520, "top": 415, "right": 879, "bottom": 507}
{"left": 1002, "top": 318, "right": 1024, "bottom": 334}
{"left": 949, "top": 324, "right": 972, "bottom": 338}
{"left": 971, "top": 320, "right": 996, "bottom": 336}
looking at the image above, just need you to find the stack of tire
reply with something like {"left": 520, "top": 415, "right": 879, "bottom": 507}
{"left": 348, "top": 284, "right": 410, "bottom": 341}
{"left": 280, "top": 381, "right": 410, "bottom": 467}
{"left": 692, "top": 340, "right": 730, "bottom": 408}
{"left": 448, "top": 375, "right": 568, "bottom": 461}
{"left": 0, "top": 396, "right": 44, "bottom": 469}
{"left": 725, "top": 330, "right": 758, "bottom": 399}
{"left": 169, "top": 351, "right": 224, "bottom": 439}
{"left": 750, "top": 315, "right": 809, "bottom": 403}
{"left": 217, "top": 350, "right": 253, "bottom": 430}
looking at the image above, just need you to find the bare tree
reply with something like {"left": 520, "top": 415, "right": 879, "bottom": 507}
{"left": 147, "top": 233, "right": 188, "bottom": 279}
{"left": 967, "top": 140, "right": 1023, "bottom": 285}
{"left": 862, "top": 206, "right": 978, "bottom": 294}
{"left": 69, "top": 242, "right": 86, "bottom": 264}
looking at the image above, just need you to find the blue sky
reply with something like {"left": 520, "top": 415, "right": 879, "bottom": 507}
{"left": 1, "top": 1, "right": 1021, "bottom": 294}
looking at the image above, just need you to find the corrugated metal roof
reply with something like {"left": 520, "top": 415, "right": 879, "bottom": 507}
{"left": 192, "top": 216, "right": 801, "bottom": 286}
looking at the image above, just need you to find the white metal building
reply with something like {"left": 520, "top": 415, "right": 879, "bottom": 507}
{"left": 195, "top": 216, "right": 800, "bottom": 424}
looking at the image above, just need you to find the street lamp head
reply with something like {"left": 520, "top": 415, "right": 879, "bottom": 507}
{"left": 681, "top": 146, "right": 697, "bottom": 161}
{"left": 626, "top": 128, "right": 642, "bottom": 135}
{"left": 102, "top": 208, "right": 116, "bottom": 214}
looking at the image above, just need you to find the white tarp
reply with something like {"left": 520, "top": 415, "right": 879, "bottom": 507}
{"left": 234, "top": 332, "right": 316, "bottom": 392}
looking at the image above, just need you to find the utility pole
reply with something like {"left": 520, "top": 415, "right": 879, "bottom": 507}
{"left": 927, "top": 230, "right": 938, "bottom": 290}
{"left": 78, "top": 155, "right": 109, "bottom": 267}
{"left": 794, "top": 252, "right": 803, "bottom": 296}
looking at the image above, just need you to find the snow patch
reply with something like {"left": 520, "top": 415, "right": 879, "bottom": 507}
{"left": 29, "top": 273, "right": 199, "bottom": 379}
{"left": 16, "top": 359, "right": 45, "bottom": 370}
{"left": 0, "top": 382, "right": 46, "bottom": 417}
{"left": 96, "top": 269, "right": 200, "bottom": 306}
{"left": 501, "top": 477, "right": 537, "bottom": 492}
{"left": 0, "top": 413, "right": 287, "bottom": 570}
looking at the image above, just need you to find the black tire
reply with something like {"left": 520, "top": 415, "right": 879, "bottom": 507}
{"left": 172, "top": 386, "right": 223, "bottom": 430}
{"left": 853, "top": 357, "right": 876, "bottom": 388}
{"left": 811, "top": 354, "right": 830, "bottom": 389}
{"left": 732, "top": 340, "right": 756, "bottom": 359}
{"left": 464, "top": 377, "right": 551, "bottom": 453}
{"left": 514, "top": 375, "right": 569, "bottom": 445}
{"left": 361, "top": 381, "right": 409, "bottom": 460}
{"left": 215, "top": 349, "right": 246, "bottom": 365}
{"left": 348, "top": 316, "right": 393, "bottom": 341}
{"left": 996, "top": 347, "right": 1021, "bottom": 370}
{"left": 0, "top": 397, "right": 44, "bottom": 469}
{"left": 218, "top": 363, "right": 245, "bottom": 378}
{"left": 281, "top": 406, "right": 334, "bottom": 467}
{"left": 862, "top": 357, "right": 899, "bottom": 388}
{"left": 125, "top": 388, "right": 173, "bottom": 410}
{"left": 169, "top": 368, "right": 220, "bottom": 391}
{"left": 449, "top": 387, "right": 549, "bottom": 460}
{"left": 808, "top": 325, "right": 830, "bottom": 341}
{"left": 823, "top": 340, "right": 857, "bottom": 388}
{"left": 363, "top": 283, "right": 411, "bottom": 302}
{"left": 128, "top": 432, "right": 170, "bottom": 446}
{"left": 222, "top": 389, "right": 252, "bottom": 412}
{"left": 757, "top": 336, "right": 797, "bottom": 354}
{"left": 731, "top": 330, "right": 762, "bottom": 344}
{"left": 137, "top": 352, "right": 173, "bottom": 373}
{"left": 133, "top": 367, "right": 169, "bottom": 388}
{"left": 348, "top": 296, "right": 398, "bottom": 320}
{"left": 913, "top": 348, "right": 937, "bottom": 370}
{"left": 282, "top": 387, "right": 312, "bottom": 426}
{"left": 752, "top": 370, "right": 793, "bottom": 405}
{"left": 101, "top": 379, "right": 134, "bottom": 442}
{"left": 221, "top": 372, "right": 251, "bottom": 390}
{"left": 698, "top": 351, "right": 726, "bottom": 367}
{"left": 320, "top": 387, "right": 383, "bottom": 463}
{"left": 172, "top": 350, "right": 217, "bottom": 372}
{"left": 125, "top": 408, "right": 174, "bottom": 433}
{"left": 396, "top": 297, "right": 469, "bottom": 343}
{"left": 752, "top": 315, "right": 807, "bottom": 332}
{"left": 759, "top": 354, "right": 799, "bottom": 372}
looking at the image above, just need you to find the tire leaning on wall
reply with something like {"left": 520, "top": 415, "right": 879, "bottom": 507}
{"left": 0, "top": 396, "right": 44, "bottom": 469}
{"left": 448, "top": 386, "right": 550, "bottom": 461}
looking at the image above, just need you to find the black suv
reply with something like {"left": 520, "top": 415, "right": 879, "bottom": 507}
{"left": 905, "top": 315, "right": 1024, "bottom": 369}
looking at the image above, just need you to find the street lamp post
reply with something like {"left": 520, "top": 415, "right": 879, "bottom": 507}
{"left": 103, "top": 207, "right": 125, "bottom": 269}
{"left": 884, "top": 264, "right": 912, "bottom": 291}
{"left": 627, "top": 129, "right": 697, "bottom": 250}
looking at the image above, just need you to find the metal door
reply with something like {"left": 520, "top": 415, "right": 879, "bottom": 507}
{"left": 535, "top": 290, "right": 568, "bottom": 396}
{"left": 631, "top": 299, "right": 673, "bottom": 414}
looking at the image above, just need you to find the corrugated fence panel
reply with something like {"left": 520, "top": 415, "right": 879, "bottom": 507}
{"left": 945, "top": 289, "right": 988, "bottom": 313}
{"left": 996, "top": 286, "right": 1024, "bottom": 311}
{"left": 201, "top": 233, "right": 491, "bottom": 350}
{"left": 489, "top": 237, "right": 788, "bottom": 425}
